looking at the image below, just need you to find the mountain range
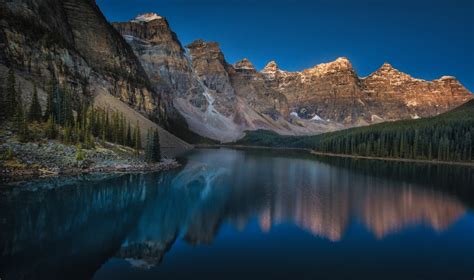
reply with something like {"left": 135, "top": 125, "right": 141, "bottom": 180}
{"left": 1, "top": 1, "right": 472, "bottom": 145}
{"left": 113, "top": 12, "right": 472, "bottom": 142}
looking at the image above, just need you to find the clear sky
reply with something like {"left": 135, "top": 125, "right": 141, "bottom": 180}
{"left": 96, "top": 0, "right": 474, "bottom": 92}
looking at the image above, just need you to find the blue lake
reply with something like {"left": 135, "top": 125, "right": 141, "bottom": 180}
{"left": 1, "top": 148, "right": 473, "bottom": 279}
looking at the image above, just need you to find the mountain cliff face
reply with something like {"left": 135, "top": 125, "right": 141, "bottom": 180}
{"left": 259, "top": 58, "right": 473, "bottom": 124}
{"left": 0, "top": 1, "right": 192, "bottom": 152}
{"left": 0, "top": 0, "right": 168, "bottom": 122}
{"left": 112, "top": 14, "right": 205, "bottom": 116}
{"left": 114, "top": 13, "right": 472, "bottom": 142}
{"left": 185, "top": 39, "right": 236, "bottom": 116}
{"left": 112, "top": 17, "right": 240, "bottom": 141}
{"left": 261, "top": 57, "right": 365, "bottom": 123}
{"left": 360, "top": 63, "right": 471, "bottom": 120}
{"left": 230, "top": 58, "right": 289, "bottom": 119}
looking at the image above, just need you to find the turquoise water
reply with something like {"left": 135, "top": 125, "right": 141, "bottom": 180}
{"left": 1, "top": 148, "right": 473, "bottom": 279}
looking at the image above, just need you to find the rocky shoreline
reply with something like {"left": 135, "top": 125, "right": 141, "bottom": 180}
{"left": 0, "top": 159, "right": 181, "bottom": 182}
{"left": 0, "top": 137, "right": 182, "bottom": 183}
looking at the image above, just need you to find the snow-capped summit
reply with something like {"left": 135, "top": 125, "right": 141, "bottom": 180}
{"left": 439, "top": 75, "right": 456, "bottom": 81}
{"left": 131, "top": 13, "right": 162, "bottom": 23}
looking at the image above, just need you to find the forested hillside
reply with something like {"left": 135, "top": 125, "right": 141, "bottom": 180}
{"left": 234, "top": 100, "right": 474, "bottom": 162}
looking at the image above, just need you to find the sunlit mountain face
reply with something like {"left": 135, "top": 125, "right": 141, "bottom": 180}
{"left": 0, "top": 149, "right": 473, "bottom": 279}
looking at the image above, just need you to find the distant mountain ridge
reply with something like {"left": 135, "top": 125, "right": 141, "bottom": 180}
{"left": 234, "top": 100, "right": 474, "bottom": 163}
{"left": 113, "top": 13, "right": 472, "bottom": 142}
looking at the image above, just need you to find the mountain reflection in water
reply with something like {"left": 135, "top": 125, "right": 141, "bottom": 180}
{"left": 0, "top": 148, "right": 473, "bottom": 280}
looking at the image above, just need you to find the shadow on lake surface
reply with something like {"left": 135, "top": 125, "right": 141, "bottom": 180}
{"left": 0, "top": 148, "right": 473, "bottom": 280}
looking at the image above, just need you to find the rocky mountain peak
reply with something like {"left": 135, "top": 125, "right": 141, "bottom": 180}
{"left": 186, "top": 40, "right": 226, "bottom": 67}
{"left": 131, "top": 13, "right": 163, "bottom": 23}
{"left": 187, "top": 39, "right": 204, "bottom": 47}
{"left": 380, "top": 62, "right": 394, "bottom": 70}
{"left": 367, "top": 62, "right": 415, "bottom": 82}
{"left": 113, "top": 12, "right": 178, "bottom": 48}
{"left": 376, "top": 62, "right": 403, "bottom": 74}
{"left": 432, "top": 75, "right": 470, "bottom": 97}
{"left": 335, "top": 57, "right": 351, "bottom": 64}
{"left": 234, "top": 58, "right": 256, "bottom": 71}
{"left": 186, "top": 39, "right": 215, "bottom": 49}
{"left": 304, "top": 57, "right": 354, "bottom": 76}
{"left": 438, "top": 75, "right": 457, "bottom": 81}
{"left": 262, "top": 61, "right": 280, "bottom": 73}
{"left": 186, "top": 40, "right": 223, "bottom": 58}
{"left": 433, "top": 75, "right": 464, "bottom": 87}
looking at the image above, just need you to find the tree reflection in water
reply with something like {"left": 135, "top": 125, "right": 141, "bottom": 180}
{"left": 0, "top": 148, "right": 472, "bottom": 279}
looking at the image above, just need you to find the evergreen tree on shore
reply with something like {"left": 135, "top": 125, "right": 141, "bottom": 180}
{"left": 134, "top": 121, "right": 141, "bottom": 155}
{"left": 126, "top": 121, "right": 132, "bottom": 147}
{"left": 45, "top": 116, "right": 58, "bottom": 139}
{"left": 5, "top": 68, "right": 17, "bottom": 120}
{"left": 61, "top": 86, "right": 73, "bottom": 126}
{"left": 145, "top": 128, "right": 161, "bottom": 162}
{"left": 1, "top": 73, "right": 157, "bottom": 159}
{"left": 0, "top": 75, "right": 4, "bottom": 123}
{"left": 14, "top": 86, "right": 29, "bottom": 142}
{"left": 43, "top": 77, "right": 56, "bottom": 121}
{"left": 152, "top": 128, "right": 161, "bottom": 162}
{"left": 28, "top": 84, "right": 42, "bottom": 122}
{"left": 145, "top": 128, "right": 153, "bottom": 162}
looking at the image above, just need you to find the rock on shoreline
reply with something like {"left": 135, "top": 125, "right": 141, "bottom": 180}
{"left": 0, "top": 138, "right": 182, "bottom": 182}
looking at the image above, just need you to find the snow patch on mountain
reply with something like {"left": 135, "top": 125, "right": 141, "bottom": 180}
{"left": 371, "top": 114, "right": 384, "bottom": 122}
{"left": 290, "top": 112, "right": 299, "bottom": 118}
{"left": 132, "top": 13, "right": 162, "bottom": 23}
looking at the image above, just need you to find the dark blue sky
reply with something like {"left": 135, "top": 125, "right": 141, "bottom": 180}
{"left": 97, "top": 0, "right": 474, "bottom": 91}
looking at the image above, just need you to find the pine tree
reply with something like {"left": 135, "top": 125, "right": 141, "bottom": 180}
{"left": 76, "top": 145, "right": 85, "bottom": 161}
{"left": 134, "top": 121, "right": 141, "bottom": 155}
{"left": 101, "top": 109, "right": 106, "bottom": 141}
{"left": 120, "top": 113, "right": 126, "bottom": 145}
{"left": 105, "top": 109, "right": 111, "bottom": 141}
{"left": 112, "top": 111, "right": 120, "bottom": 144}
{"left": 14, "top": 85, "right": 24, "bottom": 129}
{"left": 5, "top": 68, "right": 17, "bottom": 120}
{"left": 45, "top": 116, "right": 58, "bottom": 139}
{"left": 64, "top": 124, "right": 72, "bottom": 144}
{"left": 84, "top": 130, "right": 95, "bottom": 149}
{"left": 28, "top": 84, "right": 43, "bottom": 122}
{"left": 90, "top": 107, "right": 99, "bottom": 137}
{"left": 126, "top": 121, "right": 132, "bottom": 147}
{"left": 43, "top": 77, "right": 56, "bottom": 121}
{"left": 145, "top": 128, "right": 153, "bottom": 162}
{"left": 15, "top": 86, "right": 29, "bottom": 142}
{"left": 145, "top": 128, "right": 161, "bottom": 162}
{"left": 74, "top": 121, "right": 81, "bottom": 144}
{"left": 62, "top": 86, "right": 73, "bottom": 126}
{"left": 0, "top": 74, "right": 5, "bottom": 123}
{"left": 152, "top": 128, "right": 161, "bottom": 162}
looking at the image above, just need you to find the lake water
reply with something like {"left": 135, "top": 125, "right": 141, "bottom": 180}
{"left": 1, "top": 148, "right": 473, "bottom": 280}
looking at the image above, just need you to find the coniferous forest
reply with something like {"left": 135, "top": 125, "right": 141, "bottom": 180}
{"left": 235, "top": 100, "right": 474, "bottom": 162}
{"left": 0, "top": 69, "right": 161, "bottom": 162}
